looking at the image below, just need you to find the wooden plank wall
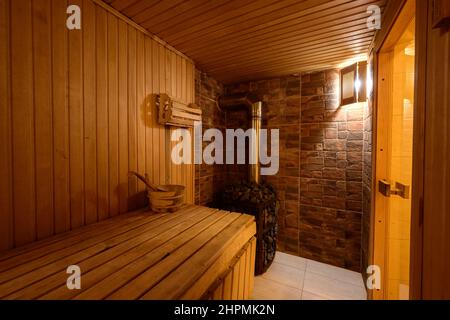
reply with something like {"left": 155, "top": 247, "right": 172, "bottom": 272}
{"left": 0, "top": 0, "right": 195, "bottom": 252}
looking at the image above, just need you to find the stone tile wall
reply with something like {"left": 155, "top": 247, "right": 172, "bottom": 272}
{"left": 196, "top": 69, "right": 367, "bottom": 272}
{"left": 300, "top": 69, "right": 364, "bottom": 271}
{"left": 194, "top": 70, "right": 226, "bottom": 206}
{"left": 225, "top": 77, "right": 302, "bottom": 255}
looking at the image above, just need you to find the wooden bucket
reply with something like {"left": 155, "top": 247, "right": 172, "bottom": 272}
{"left": 148, "top": 185, "right": 186, "bottom": 213}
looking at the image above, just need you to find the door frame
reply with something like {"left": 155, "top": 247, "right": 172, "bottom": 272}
{"left": 409, "top": 0, "right": 427, "bottom": 300}
{"left": 369, "top": 0, "right": 425, "bottom": 300}
{"left": 372, "top": 49, "right": 393, "bottom": 300}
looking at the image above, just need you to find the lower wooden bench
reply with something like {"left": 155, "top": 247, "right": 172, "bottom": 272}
{"left": 0, "top": 205, "right": 256, "bottom": 300}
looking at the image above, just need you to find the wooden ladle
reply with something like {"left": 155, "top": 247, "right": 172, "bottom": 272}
{"left": 128, "top": 171, "right": 169, "bottom": 192}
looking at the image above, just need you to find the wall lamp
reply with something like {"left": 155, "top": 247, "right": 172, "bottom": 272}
{"left": 340, "top": 61, "right": 368, "bottom": 106}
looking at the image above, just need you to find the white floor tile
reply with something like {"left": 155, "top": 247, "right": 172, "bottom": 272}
{"left": 274, "top": 251, "right": 307, "bottom": 271}
{"left": 302, "top": 272, "right": 367, "bottom": 300}
{"left": 301, "top": 290, "right": 328, "bottom": 300}
{"left": 306, "top": 259, "right": 365, "bottom": 288}
{"left": 262, "top": 262, "right": 305, "bottom": 289}
{"left": 252, "top": 277, "right": 302, "bottom": 300}
{"left": 253, "top": 253, "right": 367, "bottom": 300}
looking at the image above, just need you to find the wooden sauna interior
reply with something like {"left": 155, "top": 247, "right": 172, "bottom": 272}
{"left": 1, "top": 0, "right": 450, "bottom": 301}
{"left": 0, "top": 0, "right": 196, "bottom": 247}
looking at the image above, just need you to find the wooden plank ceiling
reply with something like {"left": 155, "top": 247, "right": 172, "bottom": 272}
{"left": 102, "top": 0, "right": 387, "bottom": 83}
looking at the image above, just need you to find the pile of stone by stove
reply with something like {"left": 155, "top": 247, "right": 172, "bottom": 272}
{"left": 219, "top": 180, "right": 279, "bottom": 275}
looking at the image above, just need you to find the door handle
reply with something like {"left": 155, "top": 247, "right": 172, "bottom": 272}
{"left": 378, "top": 180, "right": 410, "bottom": 199}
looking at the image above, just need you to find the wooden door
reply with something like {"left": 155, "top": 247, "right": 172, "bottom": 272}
{"left": 374, "top": 4, "right": 415, "bottom": 300}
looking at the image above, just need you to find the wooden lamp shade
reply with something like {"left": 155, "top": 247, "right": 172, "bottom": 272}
{"left": 358, "top": 61, "right": 368, "bottom": 102}
{"left": 340, "top": 61, "right": 368, "bottom": 106}
{"left": 340, "top": 63, "right": 357, "bottom": 106}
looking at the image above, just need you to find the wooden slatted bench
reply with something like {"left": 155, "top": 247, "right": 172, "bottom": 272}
{"left": 0, "top": 205, "right": 256, "bottom": 300}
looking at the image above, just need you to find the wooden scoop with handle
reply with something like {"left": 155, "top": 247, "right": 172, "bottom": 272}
{"left": 128, "top": 171, "right": 169, "bottom": 192}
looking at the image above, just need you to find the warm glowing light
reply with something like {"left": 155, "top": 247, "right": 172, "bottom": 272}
{"left": 367, "top": 63, "right": 373, "bottom": 97}
{"left": 355, "top": 79, "right": 362, "bottom": 92}
{"left": 405, "top": 43, "right": 415, "bottom": 56}
{"left": 337, "top": 55, "right": 368, "bottom": 69}
{"left": 403, "top": 99, "right": 412, "bottom": 113}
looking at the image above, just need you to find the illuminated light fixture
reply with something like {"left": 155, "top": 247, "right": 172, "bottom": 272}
{"left": 355, "top": 79, "right": 362, "bottom": 92}
{"left": 340, "top": 63, "right": 357, "bottom": 105}
{"left": 357, "top": 61, "right": 367, "bottom": 102}
{"left": 340, "top": 61, "right": 367, "bottom": 106}
{"left": 366, "top": 61, "right": 374, "bottom": 98}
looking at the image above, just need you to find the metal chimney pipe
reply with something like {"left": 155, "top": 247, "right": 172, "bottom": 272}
{"left": 219, "top": 93, "right": 262, "bottom": 184}
{"left": 250, "top": 101, "right": 262, "bottom": 184}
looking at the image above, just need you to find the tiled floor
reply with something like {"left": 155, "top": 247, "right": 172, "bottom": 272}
{"left": 252, "top": 252, "right": 367, "bottom": 300}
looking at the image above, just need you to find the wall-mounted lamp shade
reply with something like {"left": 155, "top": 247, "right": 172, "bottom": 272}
{"left": 340, "top": 61, "right": 368, "bottom": 106}
{"left": 340, "top": 63, "right": 357, "bottom": 105}
{"left": 357, "top": 61, "right": 367, "bottom": 102}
